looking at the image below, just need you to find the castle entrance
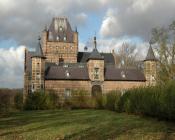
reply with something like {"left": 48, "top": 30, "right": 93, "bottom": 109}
{"left": 92, "top": 85, "right": 102, "bottom": 97}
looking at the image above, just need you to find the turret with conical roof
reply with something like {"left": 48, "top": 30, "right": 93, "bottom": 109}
{"left": 144, "top": 44, "right": 157, "bottom": 61}
{"left": 88, "top": 37, "right": 104, "bottom": 61}
{"left": 31, "top": 37, "right": 46, "bottom": 92}
{"left": 144, "top": 44, "right": 157, "bottom": 86}
{"left": 87, "top": 36, "right": 104, "bottom": 82}
{"left": 32, "top": 37, "right": 45, "bottom": 58}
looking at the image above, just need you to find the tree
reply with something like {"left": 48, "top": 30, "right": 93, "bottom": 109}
{"left": 114, "top": 43, "right": 140, "bottom": 69}
{"left": 151, "top": 21, "right": 175, "bottom": 83}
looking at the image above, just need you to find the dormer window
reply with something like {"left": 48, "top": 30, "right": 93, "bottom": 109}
{"left": 65, "top": 70, "right": 70, "bottom": 78}
{"left": 63, "top": 36, "right": 67, "bottom": 41}
{"left": 121, "top": 71, "right": 126, "bottom": 78}
{"left": 63, "top": 64, "right": 69, "bottom": 68}
{"left": 56, "top": 36, "right": 59, "bottom": 41}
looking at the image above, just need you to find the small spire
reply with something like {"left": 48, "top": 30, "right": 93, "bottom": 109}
{"left": 94, "top": 36, "right": 97, "bottom": 49}
{"left": 144, "top": 43, "right": 157, "bottom": 61}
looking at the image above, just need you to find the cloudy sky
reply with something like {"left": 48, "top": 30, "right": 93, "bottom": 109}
{"left": 0, "top": 0, "right": 175, "bottom": 88}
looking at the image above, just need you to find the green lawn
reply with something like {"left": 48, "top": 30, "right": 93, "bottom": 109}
{"left": 0, "top": 110, "right": 175, "bottom": 140}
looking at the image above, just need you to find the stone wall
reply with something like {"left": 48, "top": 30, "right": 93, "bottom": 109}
{"left": 45, "top": 79, "right": 146, "bottom": 97}
{"left": 144, "top": 61, "right": 157, "bottom": 86}
{"left": 45, "top": 80, "right": 91, "bottom": 97}
{"left": 102, "top": 81, "right": 146, "bottom": 94}
{"left": 41, "top": 31, "right": 78, "bottom": 63}
{"left": 31, "top": 57, "right": 45, "bottom": 92}
{"left": 87, "top": 60, "right": 104, "bottom": 81}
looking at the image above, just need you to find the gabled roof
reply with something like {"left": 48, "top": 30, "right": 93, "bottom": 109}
{"left": 144, "top": 45, "right": 157, "bottom": 61}
{"left": 48, "top": 17, "right": 74, "bottom": 43}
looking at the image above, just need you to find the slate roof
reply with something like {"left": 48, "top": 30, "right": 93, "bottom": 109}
{"left": 77, "top": 52, "right": 115, "bottom": 64}
{"left": 32, "top": 40, "right": 45, "bottom": 58}
{"left": 45, "top": 63, "right": 146, "bottom": 81}
{"left": 105, "top": 65, "right": 146, "bottom": 81}
{"left": 45, "top": 64, "right": 90, "bottom": 80}
{"left": 88, "top": 48, "right": 104, "bottom": 60}
{"left": 144, "top": 45, "right": 157, "bottom": 61}
{"left": 48, "top": 17, "right": 74, "bottom": 43}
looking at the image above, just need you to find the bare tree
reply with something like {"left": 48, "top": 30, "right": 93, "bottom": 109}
{"left": 151, "top": 21, "right": 175, "bottom": 83}
{"left": 115, "top": 43, "right": 139, "bottom": 69}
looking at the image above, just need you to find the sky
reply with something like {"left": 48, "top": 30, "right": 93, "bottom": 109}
{"left": 0, "top": 0, "right": 175, "bottom": 88}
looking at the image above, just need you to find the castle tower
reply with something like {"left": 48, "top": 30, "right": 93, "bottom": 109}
{"left": 87, "top": 37, "right": 104, "bottom": 82}
{"left": 144, "top": 44, "right": 157, "bottom": 86}
{"left": 31, "top": 38, "right": 46, "bottom": 92}
{"left": 87, "top": 37, "right": 104, "bottom": 96}
{"left": 41, "top": 17, "right": 78, "bottom": 63}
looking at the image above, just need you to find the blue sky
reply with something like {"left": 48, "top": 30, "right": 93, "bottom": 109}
{"left": 0, "top": 0, "right": 175, "bottom": 88}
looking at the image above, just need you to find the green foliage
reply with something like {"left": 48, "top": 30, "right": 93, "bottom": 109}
{"left": 105, "top": 90, "right": 121, "bottom": 111}
{"left": 0, "top": 93, "right": 11, "bottom": 113}
{"left": 0, "top": 89, "right": 22, "bottom": 113}
{"left": 118, "top": 81, "right": 175, "bottom": 121}
{"left": 63, "top": 89, "right": 95, "bottom": 109}
{"left": 24, "top": 91, "right": 58, "bottom": 110}
{"left": 14, "top": 93, "right": 23, "bottom": 110}
{"left": 94, "top": 94, "right": 106, "bottom": 109}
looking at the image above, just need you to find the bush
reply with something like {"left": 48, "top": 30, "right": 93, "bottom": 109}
{"left": 118, "top": 81, "right": 175, "bottom": 121}
{"left": 105, "top": 91, "right": 121, "bottom": 111}
{"left": 66, "top": 90, "right": 95, "bottom": 109}
{"left": 14, "top": 93, "right": 23, "bottom": 110}
{"left": 0, "top": 93, "right": 11, "bottom": 113}
{"left": 94, "top": 94, "right": 106, "bottom": 109}
{"left": 24, "top": 91, "right": 58, "bottom": 110}
{"left": 0, "top": 89, "right": 22, "bottom": 113}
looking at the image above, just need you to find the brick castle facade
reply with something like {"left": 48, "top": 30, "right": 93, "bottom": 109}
{"left": 24, "top": 17, "right": 157, "bottom": 97}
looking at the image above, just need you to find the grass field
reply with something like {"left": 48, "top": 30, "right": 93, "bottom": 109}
{"left": 0, "top": 110, "right": 175, "bottom": 140}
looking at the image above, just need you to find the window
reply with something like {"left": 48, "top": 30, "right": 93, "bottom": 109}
{"left": 121, "top": 71, "right": 126, "bottom": 78}
{"left": 59, "top": 26, "right": 63, "bottom": 31}
{"left": 94, "top": 68, "right": 99, "bottom": 79}
{"left": 56, "top": 36, "right": 59, "bottom": 41}
{"left": 64, "top": 89, "right": 71, "bottom": 98}
{"left": 63, "top": 64, "right": 69, "bottom": 68}
{"left": 59, "top": 57, "right": 64, "bottom": 63}
{"left": 41, "top": 84, "right": 44, "bottom": 89}
{"left": 65, "top": 70, "right": 70, "bottom": 78}
{"left": 63, "top": 36, "right": 67, "bottom": 41}
{"left": 36, "top": 73, "right": 40, "bottom": 80}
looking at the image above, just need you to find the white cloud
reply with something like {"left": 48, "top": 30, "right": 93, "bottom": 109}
{"left": 100, "top": 9, "right": 121, "bottom": 38}
{"left": 0, "top": 46, "right": 24, "bottom": 88}
{"left": 99, "top": 0, "right": 175, "bottom": 40}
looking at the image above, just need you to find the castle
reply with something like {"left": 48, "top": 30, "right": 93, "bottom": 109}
{"left": 24, "top": 17, "right": 157, "bottom": 97}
